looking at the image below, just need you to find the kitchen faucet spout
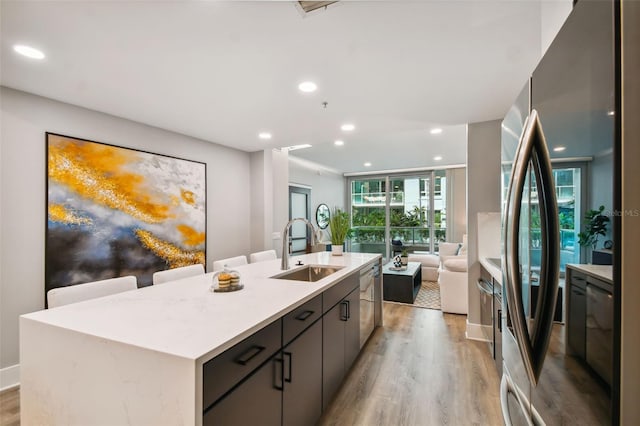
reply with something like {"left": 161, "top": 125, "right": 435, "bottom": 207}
{"left": 281, "top": 218, "right": 318, "bottom": 270}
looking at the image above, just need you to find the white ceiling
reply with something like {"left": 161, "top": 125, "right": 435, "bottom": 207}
{"left": 1, "top": 1, "right": 547, "bottom": 173}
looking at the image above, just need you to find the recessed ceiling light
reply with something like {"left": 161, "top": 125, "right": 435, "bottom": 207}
{"left": 341, "top": 123, "right": 355, "bottom": 132}
{"left": 283, "top": 144, "right": 312, "bottom": 151}
{"left": 430, "top": 128, "right": 443, "bottom": 135}
{"left": 13, "top": 44, "right": 45, "bottom": 60}
{"left": 433, "top": 156, "right": 443, "bottom": 161}
{"left": 258, "top": 132, "right": 272, "bottom": 140}
{"left": 298, "top": 81, "right": 317, "bottom": 93}
{"left": 334, "top": 140, "right": 344, "bottom": 146}
{"left": 364, "top": 162, "right": 372, "bottom": 167}
{"left": 553, "top": 146, "right": 566, "bottom": 152}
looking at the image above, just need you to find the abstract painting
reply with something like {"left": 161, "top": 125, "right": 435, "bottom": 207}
{"left": 46, "top": 133, "right": 206, "bottom": 294}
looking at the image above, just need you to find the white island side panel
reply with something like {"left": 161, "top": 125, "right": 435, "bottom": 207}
{"left": 20, "top": 317, "right": 196, "bottom": 426}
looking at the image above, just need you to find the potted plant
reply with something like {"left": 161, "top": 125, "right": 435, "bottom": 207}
{"left": 329, "top": 207, "right": 351, "bottom": 256}
{"left": 401, "top": 249, "right": 409, "bottom": 266}
{"left": 577, "top": 205, "right": 610, "bottom": 262}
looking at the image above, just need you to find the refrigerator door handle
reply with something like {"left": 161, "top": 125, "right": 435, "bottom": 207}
{"left": 503, "top": 109, "right": 560, "bottom": 386}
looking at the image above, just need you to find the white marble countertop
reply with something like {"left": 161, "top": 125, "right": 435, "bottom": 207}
{"left": 566, "top": 263, "right": 613, "bottom": 284}
{"left": 479, "top": 256, "right": 502, "bottom": 285}
{"left": 22, "top": 252, "right": 380, "bottom": 363}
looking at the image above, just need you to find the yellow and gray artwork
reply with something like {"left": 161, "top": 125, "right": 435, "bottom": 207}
{"left": 46, "top": 133, "right": 206, "bottom": 292}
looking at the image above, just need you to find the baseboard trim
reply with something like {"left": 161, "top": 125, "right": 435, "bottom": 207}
{"left": 466, "top": 320, "right": 490, "bottom": 342}
{"left": 0, "top": 364, "right": 20, "bottom": 391}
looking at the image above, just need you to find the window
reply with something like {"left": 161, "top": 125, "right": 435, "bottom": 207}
{"left": 349, "top": 170, "right": 448, "bottom": 258}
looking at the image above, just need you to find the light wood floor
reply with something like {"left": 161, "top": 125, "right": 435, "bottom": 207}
{"left": 0, "top": 386, "right": 19, "bottom": 426}
{"left": 0, "top": 303, "right": 502, "bottom": 426}
{"left": 319, "top": 303, "right": 503, "bottom": 426}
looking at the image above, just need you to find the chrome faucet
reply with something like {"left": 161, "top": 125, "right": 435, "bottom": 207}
{"left": 281, "top": 218, "right": 318, "bottom": 270}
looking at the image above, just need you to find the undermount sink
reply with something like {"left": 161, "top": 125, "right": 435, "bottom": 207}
{"left": 270, "top": 265, "right": 344, "bottom": 282}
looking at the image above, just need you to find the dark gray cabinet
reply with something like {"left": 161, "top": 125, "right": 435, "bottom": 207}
{"left": 202, "top": 319, "right": 282, "bottom": 411}
{"left": 322, "top": 276, "right": 360, "bottom": 410}
{"left": 282, "top": 319, "right": 322, "bottom": 426}
{"left": 568, "top": 278, "right": 587, "bottom": 358}
{"left": 203, "top": 270, "right": 365, "bottom": 424}
{"left": 344, "top": 286, "right": 360, "bottom": 370}
{"left": 203, "top": 355, "right": 282, "bottom": 426}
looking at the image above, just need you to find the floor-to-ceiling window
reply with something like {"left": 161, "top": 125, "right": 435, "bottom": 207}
{"left": 349, "top": 170, "right": 448, "bottom": 259}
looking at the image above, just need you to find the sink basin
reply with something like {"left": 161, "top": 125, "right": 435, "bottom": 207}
{"left": 271, "top": 265, "right": 344, "bottom": 282}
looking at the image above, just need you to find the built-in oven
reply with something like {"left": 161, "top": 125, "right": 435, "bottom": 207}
{"left": 478, "top": 266, "right": 494, "bottom": 355}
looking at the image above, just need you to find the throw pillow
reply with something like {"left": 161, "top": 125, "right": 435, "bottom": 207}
{"left": 439, "top": 242, "right": 460, "bottom": 257}
{"left": 458, "top": 234, "right": 468, "bottom": 256}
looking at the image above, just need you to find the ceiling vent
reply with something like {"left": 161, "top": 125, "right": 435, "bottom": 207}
{"left": 297, "top": 1, "right": 338, "bottom": 15}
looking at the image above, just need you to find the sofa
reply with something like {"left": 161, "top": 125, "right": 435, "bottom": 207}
{"left": 407, "top": 237, "right": 469, "bottom": 314}
{"left": 438, "top": 237, "right": 468, "bottom": 314}
{"left": 407, "top": 239, "right": 465, "bottom": 281}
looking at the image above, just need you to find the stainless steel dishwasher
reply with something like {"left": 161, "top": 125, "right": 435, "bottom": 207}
{"left": 586, "top": 278, "right": 613, "bottom": 387}
{"left": 359, "top": 264, "right": 376, "bottom": 348}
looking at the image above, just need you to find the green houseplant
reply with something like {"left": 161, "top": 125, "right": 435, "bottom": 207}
{"left": 401, "top": 249, "right": 409, "bottom": 266}
{"left": 329, "top": 207, "right": 351, "bottom": 256}
{"left": 577, "top": 205, "right": 610, "bottom": 261}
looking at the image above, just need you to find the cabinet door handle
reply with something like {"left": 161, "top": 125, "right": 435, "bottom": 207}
{"left": 234, "top": 345, "right": 266, "bottom": 366}
{"left": 498, "top": 309, "right": 502, "bottom": 332}
{"left": 295, "top": 310, "right": 314, "bottom": 321}
{"left": 273, "top": 357, "right": 284, "bottom": 391}
{"left": 340, "top": 301, "right": 348, "bottom": 321}
{"left": 283, "top": 351, "right": 292, "bottom": 383}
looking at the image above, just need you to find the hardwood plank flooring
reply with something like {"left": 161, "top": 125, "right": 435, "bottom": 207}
{"left": 0, "top": 303, "right": 502, "bottom": 426}
{"left": 0, "top": 386, "right": 19, "bottom": 426}
{"left": 319, "top": 303, "right": 503, "bottom": 426}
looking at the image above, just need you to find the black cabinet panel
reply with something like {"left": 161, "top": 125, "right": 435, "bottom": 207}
{"left": 344, "top": 287, "right": 360, "bottom": 371}
{"left": 283, "top": 294, "right": 322, "bottom": 345}
{"left": 323, "top": 273, "right": 359, "bottom": 313}
{"left": 203, "top": 357, "right": 282, "bottom": 426}
{"left": 568, "top": 284, "right": 587, "bottom": 358}
{"left": 322, "top": 299, "right": 346, "bottom": 410}
{"left": 283, "top": 320, "right": 322, "bottom": 426}
{"left": 202, "top": 319, "right": 282, "bottom": 410}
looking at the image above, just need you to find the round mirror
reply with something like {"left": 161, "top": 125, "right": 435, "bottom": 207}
{"left": 316, "top": 204, "right": 330, "bottom": 229}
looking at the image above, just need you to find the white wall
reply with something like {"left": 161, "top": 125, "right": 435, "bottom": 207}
{"left": 466, "top": 120, "right": 502, "bottom": 327}
{"left": 448, "top": 167, "right": 467, "bottom": 243}
{"left": 540, "top": 0, "right": 573, "bottom": 57}
{"left": 289, "top": 156, "right": 345, "bottom": 242}
{"left": 249, "top": 150, "right": 271, "bottom": 253}
{"left": 0, "top": 87, "right": 252, "bottom": 374}
{"left": 249, "top": 149, "right": 289, "bottom": 258}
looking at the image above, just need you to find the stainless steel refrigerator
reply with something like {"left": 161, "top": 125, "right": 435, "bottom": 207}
{"left": 499, "top": 1, "right": 638, "bottom": 424}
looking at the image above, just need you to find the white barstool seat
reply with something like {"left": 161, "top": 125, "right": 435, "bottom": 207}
{"left": 249, "top": 249, "right": 277, "bottom": 263}
{"left": 153, "top": 264, "right": 205, "bottom": 285}
{"left": 47, "top": 276, "right": 137, "bottom": 308}
{"left": 212, "top": 255, "right": 248, "bottom": 272}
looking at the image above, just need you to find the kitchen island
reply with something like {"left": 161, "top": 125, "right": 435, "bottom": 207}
{"left": 20, "top": 252, "right": 382, "bottom": 425}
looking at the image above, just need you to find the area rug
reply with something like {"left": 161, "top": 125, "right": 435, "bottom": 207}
{"left": 413, "top": 281, "right": 441, "bottom": 310}
{"left": 385, "top": 281, "right": 441, "bottom": 310}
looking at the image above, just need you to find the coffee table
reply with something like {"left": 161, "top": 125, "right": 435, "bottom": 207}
{"left": 382, "top": 261, "right": 422, "bottom": 303}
